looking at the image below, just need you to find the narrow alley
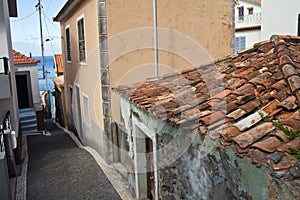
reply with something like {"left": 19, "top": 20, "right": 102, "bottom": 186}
{"left": 24, "top": 120, "right": 122, "bottom": 200}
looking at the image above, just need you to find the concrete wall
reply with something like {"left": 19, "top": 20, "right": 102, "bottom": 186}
{"left": 261, "top": 0, "right": 300, "bottom": 40}
{"left": 119, "top": 98, "right": 299, "bottom": 199}
{"left": 15, "top": 64, "right": 40, "bottom": 105}
{"left": 0, "top": 0, "right": 19, "bottom": 132}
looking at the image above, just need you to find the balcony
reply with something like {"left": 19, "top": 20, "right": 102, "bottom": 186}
{"left": 235, "top": 12, "right": 261, "bottom": 29}
{"left": 0, "top": 57, "right": 11, "bottom": 99}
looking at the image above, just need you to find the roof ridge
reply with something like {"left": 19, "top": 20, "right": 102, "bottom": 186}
{"left": 272, "top": 35, "right": 300, "bottom": 104}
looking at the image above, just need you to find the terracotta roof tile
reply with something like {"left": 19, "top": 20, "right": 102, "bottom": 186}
{"left": 251, "top": 137, "right": 282, "bottom": 153}
{"left": 271, "top": 153, "right": 298, "bottom": 171}
{"left": 114, "top": 35, "right": 300, "bottom": 172}
{"left": 13, "top": 50, "right": 39, "bottom": 65}
{"left": 232, "top": 122, "right": 275, "bottom": 149}
{"left": 249, "top": 149, "right": 268, "bottom": 164}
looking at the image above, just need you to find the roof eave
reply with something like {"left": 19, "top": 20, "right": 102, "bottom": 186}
{"left": 53, "top": 0, "right": 81, "bottom": 22}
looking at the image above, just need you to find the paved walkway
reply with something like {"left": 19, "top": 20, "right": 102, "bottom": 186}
{"left": 25, "top": 120, "right": 122, "bottom": 200}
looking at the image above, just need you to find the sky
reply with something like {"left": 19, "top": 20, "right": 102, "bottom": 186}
{"left": 10, "top": 0, "right": 68, "bottom": 57}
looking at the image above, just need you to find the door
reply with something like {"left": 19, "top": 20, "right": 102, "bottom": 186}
{"left": 75, "top": 85, "right": 83, "bottom": 139}
{"left": 16, "top": 74, "right": 30, "bottom": 109}
{"left": 146, "top": 138, "right": 155, "bottom": 199}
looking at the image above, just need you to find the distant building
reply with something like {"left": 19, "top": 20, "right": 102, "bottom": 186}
{"left": 235, "top": 0, "right": 261, "bottom": 51}
{"left": 13, "top": 50, "right": 40, "bottom": 109}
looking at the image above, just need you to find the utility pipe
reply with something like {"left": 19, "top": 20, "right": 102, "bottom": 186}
{"left": 153, "top": 0, "right": 158, "bottom": 79}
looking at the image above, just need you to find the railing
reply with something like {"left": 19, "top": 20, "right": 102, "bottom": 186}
{"left": 236, "top": 12, "right": 261, "bottom": 27}
{"left": 0, "top": 111, "right": 10, "bottom": 152}
{"left": 0, "top": 57, "right": 9, "bottom": 75}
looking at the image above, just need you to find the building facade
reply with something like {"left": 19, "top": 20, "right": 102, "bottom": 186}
{"left": 54, "top": 0, "right": 234, "bottom": 166}
{"left": 234, "top": 0, "right": 261, "bottom": 51}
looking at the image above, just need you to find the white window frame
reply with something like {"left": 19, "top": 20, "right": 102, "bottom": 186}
{"left": 76, "top": 14, "right": 87, "bottom": 64}
{"left": 82, "top": 92, "right": 91, "bottom": 127}
{"left": 65, "top": 25, "right": 72, "bottom": 63}
{"left": 235, "top": 36, "right": 246, "bottom": 52}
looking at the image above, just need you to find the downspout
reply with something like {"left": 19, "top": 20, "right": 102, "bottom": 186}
{"left": 98, "top": 0, "right": 113, "bottom": 163}
{"left": 153, "top": 0, "right": 159, "bottom": 79}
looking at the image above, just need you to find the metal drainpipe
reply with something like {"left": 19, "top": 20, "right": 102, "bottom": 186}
{"left": 153, "top": 0, "right": 159, "bottom": 79}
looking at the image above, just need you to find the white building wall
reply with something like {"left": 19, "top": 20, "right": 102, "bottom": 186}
{"left": 15, "top": 64, "right": 40, "bottom": 105}
{"left": 235, "top": 0, "right": 261, "bottom": 29}
{"left": 0, "top": 0, "right": 19, "bottom": 131}
{"left": 236, "top": 29, "right": 261, "bottom": 49}
{"left": 261, "top": 0, "right": 300, "bottom": 40}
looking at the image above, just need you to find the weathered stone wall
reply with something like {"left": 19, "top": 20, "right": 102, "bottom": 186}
{"left": 119, "top": 98, "right": 300, "bottom": 199}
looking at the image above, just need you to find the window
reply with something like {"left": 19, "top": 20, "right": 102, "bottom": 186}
{"left": 238, "top": 6, "right": 244, "bottom": 21}
{"left": 83, "top": 94, "right": 90, "bottom": 125}
{"left": 235, "top": 36, "right": 246, "bottom": 52}
{"left": 248, "top": 7, "right": 253, "bottom": 15}
{"left": 65, "top": 26, "right": 71, "bottom": 61}
{"left": 77, "top": 16, "right": 86, "bottom": 62}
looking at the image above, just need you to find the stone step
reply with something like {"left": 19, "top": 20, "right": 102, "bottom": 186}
{"left": 21, "top": 124, "right": 38, "bottom": 134}
{"left": 20, "top": 118, "right": 37, "bottom": 127}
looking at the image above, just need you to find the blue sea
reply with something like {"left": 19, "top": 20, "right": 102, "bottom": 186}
{"left": 34, "top": 56, "right": 56, "bottom": 118}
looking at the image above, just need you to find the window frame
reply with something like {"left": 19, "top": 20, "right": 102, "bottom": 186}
{"left": 235, "top": 36, "right": 246, "bottom": 52}
{"left": 76, "top": 14, "right": 86, "bottom": 63}
{"left": 238, "top": 6, "right": 244, "bottom": 22}
{"left": 65, "top": 25, "right": 71, "bottom": 63}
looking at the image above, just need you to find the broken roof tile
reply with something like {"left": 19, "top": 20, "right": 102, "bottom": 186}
{"left": 271, "top": 153, "right": 298, "bottom": 171}
{"left": 227, "top": 109, "right": 246, "bottom": 120}
{"left": 233, "top": 111, "right": 266, "bottom": 132}
{"left": 232, "top": 122, "right": 275, "bottom": 149}
{"left": 220, "top": 126, "right": 241, "bottom": 142}
{"left": 278, "top": 96, "right": 297, "bottom": 110}
{"left": 232, "top": 67, "right": 256, "bottom": 78}
{"left": 239, "top": 99, "right": 261, "bottom": 113}
{"left": 252, "top": 137, "right": 282, "bottom": 153}
{"left": 232, "top": 83, "right": 255, "bottom": 96}
{"left": 249, "top": 149, "right": 268, "bottom": 164}
{"left": 200, "top": 111, "right": 226, "bottom": 126}
{"left": 270, "top": 129, "right": 290, "bottom": 143}
{"left": 277, "top": 138, "right": 300, "bottom": 153}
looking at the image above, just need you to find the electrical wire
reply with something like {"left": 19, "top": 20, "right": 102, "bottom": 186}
{"left": 10, "top": 10, "right": 37, "bottom": 22}
{"left": 42, "top": 9, "right": 61, "bottom": 33}
{"left": 42, "top": 8, "right": 56, "bottom": 55}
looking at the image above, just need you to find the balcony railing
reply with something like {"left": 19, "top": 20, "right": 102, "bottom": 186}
{"left": 0, "top": 111, "right": 10, "bottom": 152}
{"left": 236, "top": 12, "right": 261, "bottom": 28}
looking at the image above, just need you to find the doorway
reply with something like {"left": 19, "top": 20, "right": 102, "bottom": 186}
{"left": 75, "top": 85, "right": 83, "bottom": 140}
{"left": 133, "top": 115, "right": 158, "bottom": 200}
{"left": 16, "top": 73, "right": 32, "bottom": 109}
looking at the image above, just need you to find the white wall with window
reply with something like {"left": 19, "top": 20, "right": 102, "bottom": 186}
{"left": 235, "top": 0, "right": 261, "bottom": 29}
{"left": 234, "top": 36, "right": 246, "bottom": 52}
{"left": 77, "top": 15, "right": 86, "bottom": 62}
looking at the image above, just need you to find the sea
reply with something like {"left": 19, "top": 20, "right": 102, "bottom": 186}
{"left": 34, "top": 55, "right": 56, "bottom": 118}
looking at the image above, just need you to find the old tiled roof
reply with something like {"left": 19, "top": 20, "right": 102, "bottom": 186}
{"left": 13, "top": 50, "right": 39, "bottom": 65}
{"left": 54, "top": 54, "right": 63, "bottom": 75}
{"left": 114, "top": 35, "right": 300, "bottom": 172}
